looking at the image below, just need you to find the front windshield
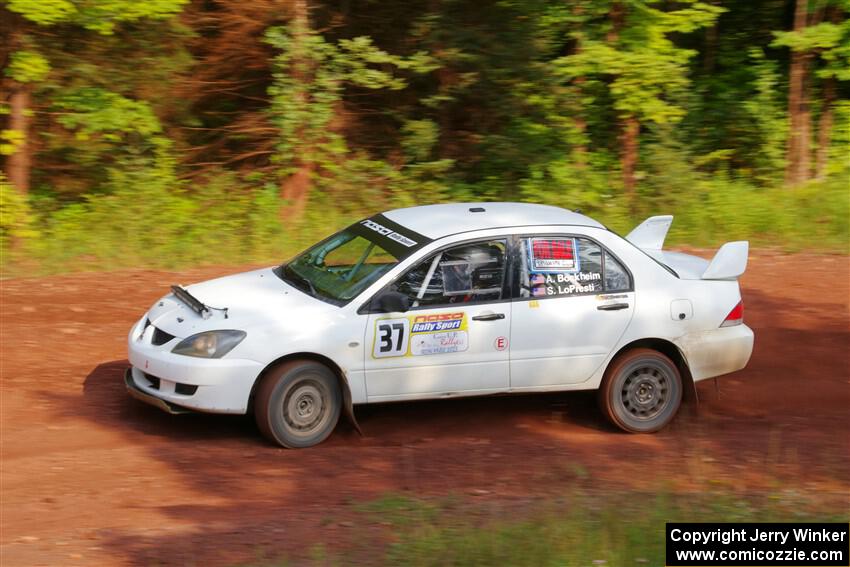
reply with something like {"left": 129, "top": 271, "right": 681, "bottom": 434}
{"left": 278, "top": 214, "right": 432, "bottom": 304}
{"left": 280, "top": 228, "right": 401, "bottom": 303}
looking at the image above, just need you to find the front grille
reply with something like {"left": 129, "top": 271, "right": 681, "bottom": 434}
{"left": 175, "top": 383, "right": 198, "bottom": 396}
{"left": 143, "top": 372, "right": 197, "bottom": 396}
{"left": 151, "top": 327, "right": 175, "bottom": 346}
{"left": 143, "top": 373, "right": 161, "bottom": 390}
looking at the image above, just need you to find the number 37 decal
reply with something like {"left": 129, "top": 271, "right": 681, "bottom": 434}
{"left": 372, "top": 311, "right": 470, "bottom": 359}
{"left": 373, "top": 318, "right": 410, "bottom": 358}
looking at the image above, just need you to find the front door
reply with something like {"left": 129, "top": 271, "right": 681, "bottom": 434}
{"left": 364, "top": 238, "right": 512, "bottom": 401}
{"left": 509, "top": 235, "right": 635, "bottom": 388}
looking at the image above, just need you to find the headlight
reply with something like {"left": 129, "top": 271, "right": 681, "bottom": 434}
{"left": 172, "top": 330, "right": 246, "bottom": 358}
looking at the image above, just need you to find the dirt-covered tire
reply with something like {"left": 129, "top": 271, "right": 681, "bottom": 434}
{"left": 598, "top": 348, "right": 682, "bottom": 433}
{"left": 254, "top": 360, "right": 341, "bottom": 448}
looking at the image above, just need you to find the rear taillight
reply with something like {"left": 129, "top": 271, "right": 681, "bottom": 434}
{"left": 720, "top": 300, "right": 744, "bottom": 327}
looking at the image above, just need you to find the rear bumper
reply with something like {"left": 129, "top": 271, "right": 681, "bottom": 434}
{"left": 675, "top": 324, "right": 754, "bottom": 382}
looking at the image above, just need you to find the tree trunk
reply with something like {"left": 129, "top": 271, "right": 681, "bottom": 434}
{"left": 815, "top": 77, "right": 835, "bottom": 180}
{"left": 703, "top": 12, "right": 718, "bottom": 72}
{"left": 607, "top": 1, "right": 624, "bottom": 43}
{"left": 572, "top": 115, "right": 587, "bottom": 169}
{"left": 6, "top": 84, "right": 32, "bottom": 194}
{"left": 429, "top": 0, "right": 451, "bottom": 160}
{"left": 570, "top": 69, "right": 587, "bottom": 168}
{"left": 606, "top": 2, "right": 637, "bottom": 206}
{"left": 815, "top": 5, "right": 841, "bottom": 180}
{"left": 797, "top": 60, "right": 811, "bottom": 183}
{"left": 785, "top": 0, "right": 811, "bottom": 186}
{"left": 280, "top": 162, "right": 313, "bottom": 221}
{"left": 621, "top": 115, "right": 639, "bottom": 212}
{"left": 280, "top": 0, "right": 312, "bottom": 221}
{"left": 568, "top": 5, "right": 588, "bottom": 168}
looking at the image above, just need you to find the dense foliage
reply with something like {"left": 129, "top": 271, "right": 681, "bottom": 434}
{"left": 1, "top": 0, "right": 848, "bottom": 273}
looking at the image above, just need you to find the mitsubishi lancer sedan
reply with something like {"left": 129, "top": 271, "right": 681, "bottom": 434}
{"left": 126, "top": 203, "right": 754, "bottom": 447}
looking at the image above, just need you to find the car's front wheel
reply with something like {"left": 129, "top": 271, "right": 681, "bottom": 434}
{"left": 599, "top": 348, "right": 682, "bottom": 433}
{"left": 254, "top": 360, "right": 341, "bottom": 448}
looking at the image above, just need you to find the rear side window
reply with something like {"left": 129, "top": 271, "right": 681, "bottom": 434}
{"left": 517, "top": 237, "right": 631, "bottom": 298}
{"left": 604, "top": 251, "right": 630, "bottom": 291}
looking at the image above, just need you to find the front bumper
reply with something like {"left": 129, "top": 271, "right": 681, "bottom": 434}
{"left": 127, "top": 318, "right": 264, "bottom": 414}
{"left": 125, "top": 368, "right": 191, "bottom": 414}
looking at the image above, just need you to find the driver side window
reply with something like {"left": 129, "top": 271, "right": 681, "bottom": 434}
{"left": 390, "top": 239, "right": 508, "bottom": 308}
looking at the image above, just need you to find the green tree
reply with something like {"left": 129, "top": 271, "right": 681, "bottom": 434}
{"left": 266, "top": 0, "right": 434, "bottom": 219}
{"left": 772, "top": 0, "right": 849, "bottom": 183}
{"left": 2, "top": 48, "right": 49, "bottom": 194}
{"left": 552, "top": 0, "right": 722, "bottom": 209}
{"left": 1, "top": 0, "right": 187, "bottom": 194}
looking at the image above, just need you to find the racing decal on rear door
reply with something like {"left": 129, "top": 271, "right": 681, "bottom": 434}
{"left": 372, "top": 312, "right": 468, "bottom": 358}
{"left": 529, "top": 237, "right": 579, "bottom": 273}
{"left": 525, "top": 238, "right": 603, "bottom": 297}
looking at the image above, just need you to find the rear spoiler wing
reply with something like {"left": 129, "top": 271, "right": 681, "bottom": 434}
{"left": 627, "top": 215, "right": 748, "bottom": 280}
{"left": 625, "top": 215, "right": 673, "bottom": 250}
{"left": 701, "top": 241, "right": 749, "bottom": 280}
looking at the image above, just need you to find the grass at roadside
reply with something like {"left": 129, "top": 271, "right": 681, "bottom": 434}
{"left": 251, "top": 489, "right": 848, "bottom": 566}
{"left": 2, "top": 173, "right": 848, "bottom": 278}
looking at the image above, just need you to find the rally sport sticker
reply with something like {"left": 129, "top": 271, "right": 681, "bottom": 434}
{"left": 372, "top": 312, "right": 468, "bottom": 358}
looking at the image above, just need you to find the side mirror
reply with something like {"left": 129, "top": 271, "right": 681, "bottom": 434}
{"left": 374, "top": 291, "right": 410, "bottom": 313}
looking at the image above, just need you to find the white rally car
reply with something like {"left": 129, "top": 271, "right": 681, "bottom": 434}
{"left": 126, "top": 203, "right": 753, "bottom": 447}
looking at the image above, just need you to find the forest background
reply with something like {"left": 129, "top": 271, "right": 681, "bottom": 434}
{"left": 1, "top": 0, "right": 848, "bottom": 275}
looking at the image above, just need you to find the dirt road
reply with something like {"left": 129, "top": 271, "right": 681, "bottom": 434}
{"left": 2, "top": 252, "right": 848, "bottom": 566}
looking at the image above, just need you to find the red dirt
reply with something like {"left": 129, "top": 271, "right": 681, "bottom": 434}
{"left": 2, "top": 251, "right": 849, "bottom": 566}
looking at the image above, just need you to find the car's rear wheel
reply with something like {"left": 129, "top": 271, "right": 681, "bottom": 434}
{"left": 254, "top": 360, "right": 341, "bottom": 448}
{"left": 598, "top": 348, "right": 682, "bottom": 433}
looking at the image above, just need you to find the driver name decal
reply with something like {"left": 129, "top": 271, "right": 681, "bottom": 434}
{"left": 531, "top": 272, "right": 602, "bottom": 297}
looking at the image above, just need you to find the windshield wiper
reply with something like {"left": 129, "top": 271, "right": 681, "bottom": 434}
{"left": 283, "top": 265, "right": 318, "bottom": 297}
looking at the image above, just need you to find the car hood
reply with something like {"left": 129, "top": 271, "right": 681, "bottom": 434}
{"left": 146, "top": 267, "right": 335, "bottom": 338}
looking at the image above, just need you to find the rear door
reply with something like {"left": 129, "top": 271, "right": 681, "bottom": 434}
{"left": 364, "top": 238, "right": 512, "bottom": 401}
{"left": 509, "top": 234, "right": 635, "bottom": 388}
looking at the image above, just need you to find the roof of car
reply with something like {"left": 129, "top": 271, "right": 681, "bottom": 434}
{"left": 382, "top": 202, "right": 605, "bottom": 239}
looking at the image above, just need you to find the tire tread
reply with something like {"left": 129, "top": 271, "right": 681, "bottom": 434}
{"left": 598, "top": 347, "right": 681, "bottom": 433}
{"left": 254, "top": 360, "right": 339, "bottom": 448}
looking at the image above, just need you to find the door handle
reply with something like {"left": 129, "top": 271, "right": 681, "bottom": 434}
{"left": 597, "top": 303, "right": 629, "bottom": 311}
{"left": 472, "top": 312, "right": 506, "bottom": 321}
